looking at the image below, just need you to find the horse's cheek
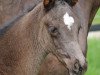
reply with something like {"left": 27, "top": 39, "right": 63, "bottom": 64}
{"left": 38, "top": 53, "right": 69, "bottom": 75}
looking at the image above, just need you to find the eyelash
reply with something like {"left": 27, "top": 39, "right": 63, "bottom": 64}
{"left": 48, "top": 26, "right": 59, "bottom": 37}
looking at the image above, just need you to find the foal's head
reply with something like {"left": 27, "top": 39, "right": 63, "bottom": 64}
{"left": 38, "top": 0, "right": 87, "bottom": 74}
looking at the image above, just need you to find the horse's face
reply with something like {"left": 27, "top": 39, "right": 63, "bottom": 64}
{"left": 39, "top": 0, "right": 87, "bottom": 74}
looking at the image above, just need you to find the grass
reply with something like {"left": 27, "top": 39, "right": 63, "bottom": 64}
{"left": 85, "top": 38, "right": 100, "bottom": 75}
{"left": 92, "top": 9, "right": 100, "bottom": 24}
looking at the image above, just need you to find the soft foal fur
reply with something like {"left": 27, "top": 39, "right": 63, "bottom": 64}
{"left": 0, "top": 0, "right": 100, "bottom": 75}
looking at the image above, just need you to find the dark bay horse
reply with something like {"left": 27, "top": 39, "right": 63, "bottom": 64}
{"left": 0, "top": 0, "right": 100, "bottom": 75}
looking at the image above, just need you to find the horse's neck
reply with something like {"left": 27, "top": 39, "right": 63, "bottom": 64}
{"left": 0, "top": 0, "right": 42, "bottom": 26}
{"left": 77, "top": 0, "right": 100, "bottom": 14}
{"left": 0, "top": 3, "right": 45, "bottom": 75}
{"left": 74, "top": 0, "right": 100, "bottom": 27}
{"left": 92, "top": 0, "right": 100, "bottom": 7}
{"left": 89, "top": 0, "right": 100, "bottom": 26}
{"left": 16, "top": 4, "right": 46, "bottom": 75}
{"left": 15, "top": 3, "right": 44, "bottom": 37}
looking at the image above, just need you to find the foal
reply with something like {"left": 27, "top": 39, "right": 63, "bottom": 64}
{"left": 0, "top": 0, "right": 86, "bottom": 75}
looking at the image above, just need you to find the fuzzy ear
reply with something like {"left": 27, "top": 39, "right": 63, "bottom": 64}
{"left": 71, "top": 0, "right": 78, "bottom": 6}
{"left": 43, "top": 0, "right": 55, "bottom": 11}
{"left": 65, "top": 0, "right": 78, "bottom": 6}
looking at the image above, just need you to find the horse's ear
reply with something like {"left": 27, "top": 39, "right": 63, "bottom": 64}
{"left": 71, "top": 0, "right": 78, "bottom": 6}
{"left": 65, "top": 0, "right": 78, "bottom": 6}
{"left": 43, "top": 0, "right": 55, "bottom": 11}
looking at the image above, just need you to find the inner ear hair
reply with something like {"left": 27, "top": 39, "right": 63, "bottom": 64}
{"left": 43, "top": 0, "right": 55, "bottom": 11}
{"left": 64, "top": 0, "right": 78, "bottom": 6}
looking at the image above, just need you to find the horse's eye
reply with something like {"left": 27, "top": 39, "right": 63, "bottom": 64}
{"left": 48, "top": 26, "right": 59, "bottom": 37}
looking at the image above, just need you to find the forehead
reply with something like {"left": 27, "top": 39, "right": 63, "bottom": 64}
{"left": 48, "top": 2, "right": 74, "bottom": 19}
{"left": 45, "top": 3, "right": 80, "bottom": 30}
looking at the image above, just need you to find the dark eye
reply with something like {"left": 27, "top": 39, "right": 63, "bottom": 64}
{"left": 48, "top": 26, "right": 59, "bottom": 37}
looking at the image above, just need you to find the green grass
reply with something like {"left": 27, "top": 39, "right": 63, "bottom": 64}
{"left": 85, "top": 38, "right": 100, "bottom": 75}
{"left": 92, "top": 9, "right": 100, "bottom": 24}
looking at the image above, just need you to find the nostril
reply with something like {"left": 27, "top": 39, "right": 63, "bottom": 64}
{"left": 73, "top": 60, "right": 80, "bottom": 73}
{"left": 74, "top": 59, "right": 86, "bottom": 70}
{"left": 72, "top": 59, "right": 88, "bottom": 74}
{"left": 74, "top": 60, "right": 79, "bottom": 69}
{"left": 79, "top": 67, "right": 83, "bottom": 72}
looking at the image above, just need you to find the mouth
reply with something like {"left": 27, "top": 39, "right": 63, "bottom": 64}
{"left": 63, "top": 58, "right": 84, "bottom": 75}
{"left": 52, "top": 50, "right": 87, "bottom": 75}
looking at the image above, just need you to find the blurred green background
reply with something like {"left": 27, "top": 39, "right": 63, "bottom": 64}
{"left": 85, "top": 9, "right": 100, "bottom": 75}
{"left": 92, "top": 9, "right": 100, "bottom": 25}
{"left": 85, "top": 39, "right": 100, "bottom": 75}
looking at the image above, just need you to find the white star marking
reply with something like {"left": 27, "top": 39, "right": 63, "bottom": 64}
{"left": 63, "top": 12, "right": 74, "bottom": 30}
